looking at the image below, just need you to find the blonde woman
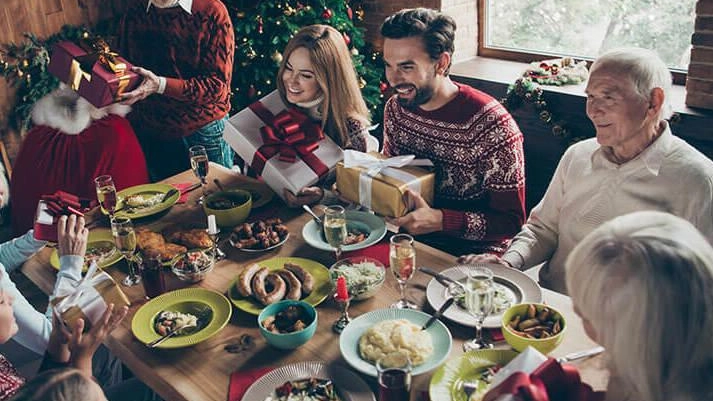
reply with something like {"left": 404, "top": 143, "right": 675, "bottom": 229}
{"left": 566, "top": 211, "right": 713, "bottom": 401}
{"left": 276, "top": 24, "right": 375, "bottom": 207}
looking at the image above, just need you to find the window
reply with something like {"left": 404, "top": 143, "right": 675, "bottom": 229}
{"left": 477, "top": 0, "right": 695, "bottom": 83}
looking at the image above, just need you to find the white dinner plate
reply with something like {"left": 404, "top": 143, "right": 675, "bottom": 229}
{"left": 241, "top": 361, "right": 375, "bottom": 401}
{"left": 302, "top": 210, "right": 387, "bottom": 252}
{"left": 426, "top": 264, "right": 542, "bottom": 328}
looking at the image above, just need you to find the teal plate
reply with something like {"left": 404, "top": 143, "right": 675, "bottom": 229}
{"left": 302, "top": 210, "right": 387, "bottom": 252}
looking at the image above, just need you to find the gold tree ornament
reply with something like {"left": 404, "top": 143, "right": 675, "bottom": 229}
{"left": 359, "top": 77, "right": 366, "bottom": 88}
{"left": 271, "top": 51, "right": 283, "bottom": 63}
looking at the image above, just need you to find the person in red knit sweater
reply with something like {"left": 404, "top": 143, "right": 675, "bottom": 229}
{"left": 118, "top": 0, "right": 235, "bottom": 180}
{"left": 380, "top": 8, "right": 526, "bottom": 256}
{"left": 10, "top": 85, "right": 150, "bottom": 236}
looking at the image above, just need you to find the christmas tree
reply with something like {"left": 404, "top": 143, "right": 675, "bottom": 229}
{"left": 223, "top": 0, "right": 385, "bottom": 136}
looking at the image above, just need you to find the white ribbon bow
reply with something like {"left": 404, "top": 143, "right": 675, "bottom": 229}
{"left": 342, "top": 150, "right": 433, "bottom": 210}
{"left": 55, "top": 261, "right": 111, "bottom": 326}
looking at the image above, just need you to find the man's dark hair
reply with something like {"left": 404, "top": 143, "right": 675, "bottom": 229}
{"left": 380, "top": 8, "right": 456, "bottom": 72}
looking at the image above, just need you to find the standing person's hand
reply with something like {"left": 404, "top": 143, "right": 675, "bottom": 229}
{"left": 284, "top": 187, "right": 324, "bottom": 208}
{"left": 47, "top": 314, "right": 71, "bottom": 364}
{"left": 57, "top": 215, "right": 88, "bottom": 258}
{"left": 65, "top": 304, "right": 128, "bottom": 376}
{"left": 385, "top": 189, "right": 443, "bottom": 235}
{"left": 120, "top": 66, "right": 161, "bottom": 105}
{"left": 457, "top": 253, "right": 513, "bottom": 268}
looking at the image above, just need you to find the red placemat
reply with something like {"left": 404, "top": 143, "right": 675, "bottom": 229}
{"left": 228, "top": 366, "right": 272, "bottom": 401}
{"left": 342, "top": 241, "right": 390, "bottom": 266}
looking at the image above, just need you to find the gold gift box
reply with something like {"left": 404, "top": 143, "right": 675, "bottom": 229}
{"left": 336, "top": 152, "right": 435, "bottom": 218}
{"left": 54, "top": 272, "right": 131, "bottom": 332}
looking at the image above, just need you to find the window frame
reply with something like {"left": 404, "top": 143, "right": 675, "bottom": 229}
{"left": 476, "top": 0, "right": 687, "bottom": 85}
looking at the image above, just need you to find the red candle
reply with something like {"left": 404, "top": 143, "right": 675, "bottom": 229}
{"left": 336, "top": 276, "right": 349, "bottom": 301}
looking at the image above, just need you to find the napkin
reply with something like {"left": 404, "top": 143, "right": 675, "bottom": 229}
{"left": 342, "top": 241, "right": 390, "bottom": 266}
{"left": 228, "top": 366, "right": 272, "bottom": 401}
{"left": 172, "top": 182, "right": 197, "bottom": 204}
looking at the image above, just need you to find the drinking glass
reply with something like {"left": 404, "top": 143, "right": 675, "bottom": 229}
{"left": 111, "top": 217, "right": 141, "bottom": 286}
{"left": 140, "top": 255, "right": 165, "bottom": 298}
{"left": 95, "top": 175, "right": 118, "bottom": 218}
{"left": 389, "top": 234, "right": 417, "bottom": 309}
{"left": 189, "top": 145, "right": 209, "bottom": 204}
{"left": 323, "top": 205, "right": 347, "bottom": 261}
{"left": 463, "top": 267, "right": 495, "bottom": 351}
{"left": 376, "top": 351, "right": 412, "bottom": 401}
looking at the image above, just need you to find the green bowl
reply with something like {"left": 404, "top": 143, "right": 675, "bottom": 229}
{"left": 202, "top": 189, "right": 252, "bottom": 227}
{"left": 501, "top": 303, "right": 566, "bottom": 355}
{"left": 258, "top": 300, "right": 318, "bottom": 349}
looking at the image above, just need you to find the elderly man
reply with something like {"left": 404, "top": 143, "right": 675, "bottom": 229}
{"left": 118, "top": 0, "right": 234, "bottom": 180}
{"left": 460, "top": 47, "right": 713, "bottom": 294}
{"left": 380, "top": 8, "right": 526, "bottom": 256}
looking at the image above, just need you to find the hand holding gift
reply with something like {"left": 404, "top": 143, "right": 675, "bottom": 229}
{"left": 386, "top": 189, "right": 443, "bottom": 235}
{"left": 57, "top": 214, "right": 89, "bottom": 258}
{"left": 120, "top": 66, "right": 161, "bottom": 106}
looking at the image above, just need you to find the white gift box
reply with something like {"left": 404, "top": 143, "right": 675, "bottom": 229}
{"left": 224, "top": 91, "right": 343, "bottom": 201}
{"left": 486, "top": 347, "right": 548, "bottom": 401}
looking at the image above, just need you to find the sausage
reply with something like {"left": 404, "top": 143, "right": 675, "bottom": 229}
{"left": 276, "top": 269, "right": 302, "bottom": 300}
{"left": 253, "top": 272, "right": 286, "bottom": 305}
{"left": 284, "top": 263, "right": 314, "bottom": 295}
{"left": 236, "top": 263, "right": 261, "bottom": 297}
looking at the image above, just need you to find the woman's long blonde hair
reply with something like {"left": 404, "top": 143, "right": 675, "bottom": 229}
{"left": 277, "top": 25, "right": 370, "bottom": 148}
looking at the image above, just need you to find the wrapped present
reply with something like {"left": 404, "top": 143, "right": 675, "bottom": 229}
{"left": 33, "top": 191, "right": 93, "bottom": 242}
{"left": 48, "top": 38, "right": 140, "bottom": 108}
{"left": 53, "top": 262, "right": 130, "bottom": 332}
{"left": 483, "top": 347, "right": 604, "bottom": 401}
{"left": 335, "top": 150, "right": 434, "bottom": 218}
{"left": 224, "top": 91, "right": 342, "bottom": 201}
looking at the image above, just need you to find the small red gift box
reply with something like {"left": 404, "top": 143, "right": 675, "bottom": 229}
{"left": 48, "top": 39, "right": 140, "bottom": 108}
{"left": 33, "top": 191, "right": 92, "bottom": 242}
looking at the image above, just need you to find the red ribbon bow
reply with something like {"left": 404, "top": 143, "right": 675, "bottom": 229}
{"left": 40, "top": 190, "right": 93, "bottom": 217}
{"left": 248, "top": 101, "right": 329, "bottom": 178}
{"left": 483, "top": 359, "right": 605, "bottom": 401}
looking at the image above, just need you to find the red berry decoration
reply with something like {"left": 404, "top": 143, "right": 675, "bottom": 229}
{"left": 322, "top": 7, "right": 332, "bottom": 19}
{"left": 379, "top": 81, "right": 389, "bottom": 94}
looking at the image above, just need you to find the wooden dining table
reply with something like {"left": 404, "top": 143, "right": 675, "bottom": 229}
{"left": 21, "top": 163, "right": 608, "bottom": 401}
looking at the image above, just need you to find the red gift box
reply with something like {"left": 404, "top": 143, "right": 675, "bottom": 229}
{"left": 48, "top": 39, "right": 140, "bottom": 108}
{"left": 33, "top": 191, "right": 93, "bottom": 242}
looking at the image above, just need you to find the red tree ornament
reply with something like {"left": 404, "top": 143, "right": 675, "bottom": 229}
{"left": 343, "top": 32, "right": 351, "bottom": 46}
{"left": 347, "top": 5, "right": 353, "bottom": 20}
{"left": 379, "top": 81, "right": 389, "bottom": 94}
{"left": 322, "top": 7, "right": 333, "bottom": 19}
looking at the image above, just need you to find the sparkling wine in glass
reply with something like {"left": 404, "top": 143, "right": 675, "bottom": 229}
{"left": 389, "top": 234, "right": 417, "bottom": 309}
{"left": 95, "top": 175, "right": 118, "bottom": 217}
{"left": 111, "top": 217, "right": 141, "bottom": 286}
{"left": 323, "top": 205, "right": 347, "bottom": 261}
{"left": 189, "top": 145, "right": 210, "bottom": 204}
{"left": 463, "top": 267, "right": 495, "bottom": 351}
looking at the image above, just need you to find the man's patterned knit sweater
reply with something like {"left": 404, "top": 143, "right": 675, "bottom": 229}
{"left": 383, "top": 83, "right": 526, "bottom": 255}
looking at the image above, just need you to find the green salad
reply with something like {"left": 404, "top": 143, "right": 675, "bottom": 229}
{"left": 330, "top": 261, "right": 384, "bottom": 297}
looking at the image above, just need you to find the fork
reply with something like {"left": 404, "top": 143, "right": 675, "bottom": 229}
{"left": 462, "top": 381, "right": 478, "bottom": 400}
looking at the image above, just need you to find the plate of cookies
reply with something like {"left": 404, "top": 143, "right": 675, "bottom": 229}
{"left": 227, "top": 257, "right": 331, "bottom": 315}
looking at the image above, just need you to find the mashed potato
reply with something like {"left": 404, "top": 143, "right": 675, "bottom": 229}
{"left": 358, "top": 319, "right": 433, "bottom": 366}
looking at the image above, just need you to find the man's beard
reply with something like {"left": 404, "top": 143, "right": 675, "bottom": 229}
{"left": 396, "top": 84, "right": 435, "bottom": 109}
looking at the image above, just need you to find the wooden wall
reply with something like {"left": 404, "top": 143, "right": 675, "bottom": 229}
{"left": 0, "top": 0, "right": 128, "bottom": 154}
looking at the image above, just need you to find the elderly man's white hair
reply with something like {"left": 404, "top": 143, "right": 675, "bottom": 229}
{"left": 566, "top": 211, "right": 713, "bottom": 401}
{"left": 591, "top": 47, "right": 673, "bottom": 119}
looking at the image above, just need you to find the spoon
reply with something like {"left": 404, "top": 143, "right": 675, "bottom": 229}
{"left": 213, "top": 178, "right": 225, "bottom": 192}
{"left": 302, "top": 204, "right": 323, "bottom": 225}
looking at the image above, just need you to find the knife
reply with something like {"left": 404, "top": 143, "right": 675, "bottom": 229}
{"left": 556, "top": 346, "right": 605, "bottom": 364}
{"left": 422, "top": 297, "right": 455, "bottom": 330}
{"left": 419, "top": 267, "right": 465, "bottom": 292}
{"left": 162, "top": 188, "right": 179, "bottom": 202}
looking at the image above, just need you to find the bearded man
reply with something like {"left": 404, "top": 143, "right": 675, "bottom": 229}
{"left": 380, "top": 8, "right": 526, "bottom": 256}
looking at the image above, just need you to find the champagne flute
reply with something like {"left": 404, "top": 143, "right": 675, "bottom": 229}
{"left": 323, "top": 205, "right": 347, "bottom": 261}
{"left": 189, "top": 145, "right": 210, "bottom": 204}
{"left": 389, "top": 234, "right": 417, "bottom": 309}
{"left": 463, "top": 267, "right": 495, "bottom": 351}
{"left": 111, "top": 217, "right": 141, "bottom": 286}
{"left": 95, "top": 175, "right": 118, "bottom": 218}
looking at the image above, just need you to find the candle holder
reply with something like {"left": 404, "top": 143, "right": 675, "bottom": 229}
{"left": 332, "top": 293, "right": 351, "bottom": 334}
{"left": 208, "top": 230, "right": 226, "bottom": 261}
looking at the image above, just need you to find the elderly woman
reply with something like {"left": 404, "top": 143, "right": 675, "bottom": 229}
{"left": 566, "top": 211, "right": 713, "bottom": 401}
{"left": 459, "top": 47, "right": 713, "bottom": 293}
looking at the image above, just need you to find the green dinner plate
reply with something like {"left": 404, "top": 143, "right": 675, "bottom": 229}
{"left": 227, "top": 257, "right": 331, "bottom": 315}
{"left": 429, "top": 349, "right": 518, "bottom": 401}
{"left": 339, "top": 308, "right": 453, "bottom": 377}
{"left": 302, "top": 211, "right": 387, "bottom": 252}
{"left": 105, "top": 183, "right": 180, "bottom": 219}
{"left": 131, "top": 288, "right": 232, "bottom": 349}
{"left": 49, "top": 229, "right": 123, "bottom": 272}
